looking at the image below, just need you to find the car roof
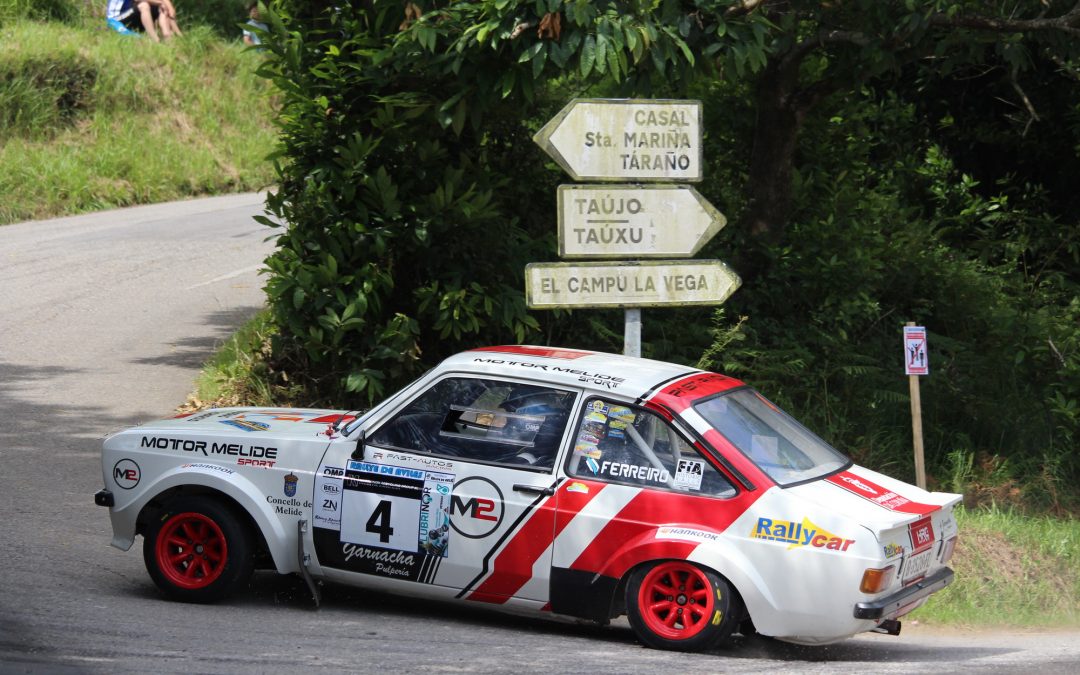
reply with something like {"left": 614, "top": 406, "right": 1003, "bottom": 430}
{"left": 439, "top": 345, "right": 744, "bottom": 404}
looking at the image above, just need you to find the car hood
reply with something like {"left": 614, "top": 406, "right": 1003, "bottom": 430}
{"left": 130, "top": 407, "right": 358, "bottom": 443}
{"left": 787, "top": 464, "right": 961, "bottom": 534}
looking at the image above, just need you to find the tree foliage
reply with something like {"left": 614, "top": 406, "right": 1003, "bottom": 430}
{"left": 258, "top": 1, "right": 1079, "bottom": 507}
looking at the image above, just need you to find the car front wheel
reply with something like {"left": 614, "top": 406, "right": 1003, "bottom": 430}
{"left": 626, "top": 560, "right": 739, "bottom": 652}
{"left": 143, "top": 496, "right": 254, "bottom": 603}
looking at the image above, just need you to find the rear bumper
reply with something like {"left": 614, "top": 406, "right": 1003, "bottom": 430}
{"left": 853, "top": 567, "right": 954, "bottom": 620}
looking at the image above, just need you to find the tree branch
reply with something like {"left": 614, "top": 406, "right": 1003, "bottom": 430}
{"left": 929, "top": 2, "right": 1080, "bottom": 34}
{"left": 725, "top": 0, "right": 768, "bottom": 19}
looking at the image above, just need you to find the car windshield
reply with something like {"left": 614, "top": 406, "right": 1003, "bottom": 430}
{"left": 693, "top": 389, "right": 848, "bottom": 486}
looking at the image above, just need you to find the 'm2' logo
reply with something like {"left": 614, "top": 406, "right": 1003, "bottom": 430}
{"left": 449, "top": 477, "right": 504, "bottom": 539}
{"left": 113, "top": 459, "right": 141, "bottom": 489}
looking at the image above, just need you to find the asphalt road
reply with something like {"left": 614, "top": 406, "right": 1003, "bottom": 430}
{"left": 1, "top": 195, "right": 1078, "bottom": 674}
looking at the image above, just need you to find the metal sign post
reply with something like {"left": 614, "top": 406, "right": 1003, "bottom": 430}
{"left": 904, "top": 323, "right": 929, "bottom": 489}
{"left": 624, "top": 308, "right": 642, "bottom": 358}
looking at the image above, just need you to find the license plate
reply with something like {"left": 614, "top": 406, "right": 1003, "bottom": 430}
{"left": 902, "top": 549, "right": 933, "bottom": 582}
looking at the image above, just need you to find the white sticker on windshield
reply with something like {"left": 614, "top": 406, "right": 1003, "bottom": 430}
{"left": 751, "top": 435, "right": 780, "bottom": 463}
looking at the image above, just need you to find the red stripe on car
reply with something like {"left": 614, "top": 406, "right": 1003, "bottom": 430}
{"left": 470, "top": 345, "right": 593, "bottom": 360}
{"left": 569, "top": 484, "right": 763, "bottom": 580}
{"left": 466, "top": 483, "right": 608, "bottom": 602}
{"left": 826, "top": 471, "right": 939, "bottom": 515}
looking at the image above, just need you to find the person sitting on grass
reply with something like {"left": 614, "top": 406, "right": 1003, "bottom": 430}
{"left": 242, "top": 3, "right": 268, "bottom": 47}
{"left": 106, "top": 0, "right": 183, "bottom": 42}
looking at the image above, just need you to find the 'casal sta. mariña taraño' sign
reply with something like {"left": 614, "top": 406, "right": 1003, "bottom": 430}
{"left": 533, "top": 99, "right": 702, "bottom": 182}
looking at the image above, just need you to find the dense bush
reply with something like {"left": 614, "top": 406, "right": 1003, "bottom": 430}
{"left": 258, "top": 1, "right": 1078, "bottom": 508}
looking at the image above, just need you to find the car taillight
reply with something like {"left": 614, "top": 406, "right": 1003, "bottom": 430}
{"left": 859, "top": 565, "right": 896, "bottom": 594}
{"left": 940, "top": 535, "right": 958, "bottom": 564}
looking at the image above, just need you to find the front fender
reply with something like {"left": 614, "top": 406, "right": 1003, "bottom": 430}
{"left": 108, "top": 464, "right": 294, "bottom": 574}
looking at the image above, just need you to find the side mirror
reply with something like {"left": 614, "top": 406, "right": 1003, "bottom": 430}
{"left": 350, "top": 430, "right": 366, "bottom": 461}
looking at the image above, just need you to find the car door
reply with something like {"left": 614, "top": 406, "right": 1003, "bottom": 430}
{"left": 311, "top": 375, "right": 578, "bottom": 604}
{"left": 547, "top": 397, "right": 742, "bottom": 620}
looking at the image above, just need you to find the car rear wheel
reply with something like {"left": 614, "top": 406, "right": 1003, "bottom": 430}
{"left": 143, "top": 496, "right": 254, "bottom": 603}
{"left": 626, "top": 560, "right": 738, "bottom": 652}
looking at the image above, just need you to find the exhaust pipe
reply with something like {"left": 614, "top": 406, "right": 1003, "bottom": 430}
{"left": 872, "top": 619, "right": 902, "bottom": 636}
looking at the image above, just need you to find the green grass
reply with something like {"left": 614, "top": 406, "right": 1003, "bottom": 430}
{"left": 0, "top": 19, "right": 275, "bottom": 224}
{"left": 188, "top": 310, "right": 279, "bottom": 409}
{"left": 910, "top": 505, "right": 1080, "bottom": 627}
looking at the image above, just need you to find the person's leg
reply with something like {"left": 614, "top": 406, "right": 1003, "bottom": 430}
{"left": 157, "top": 10, "right": 173, "bottom": 40}
{"left": 168, "top": 15, "right": 183, "bottom": 37}
{"left": 135, "top": 1, "right": 160, "bottom": 42}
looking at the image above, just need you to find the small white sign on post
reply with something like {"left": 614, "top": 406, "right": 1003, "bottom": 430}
{"left": 904, "top": 323, "right": 928, "bottom": 490}
{"left": 904, "top": 326, "right": 929, "bottom": 375}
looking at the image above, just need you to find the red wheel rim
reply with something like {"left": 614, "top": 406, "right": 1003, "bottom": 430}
{"left": 637, "top": 562, "right": 716, "bottom": 640}
{"left": 155, "top": 512, "right": 228, "bottom": 590}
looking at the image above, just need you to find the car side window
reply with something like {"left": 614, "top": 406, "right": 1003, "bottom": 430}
{"left": 369, "top": 377, "right": 576, "bottom": 470}
{"left": 567, "top": 398, "right": 736, "bottom": 497}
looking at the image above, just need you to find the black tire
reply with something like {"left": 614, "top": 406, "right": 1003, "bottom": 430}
{"left": 626, "top": 560, "right": 740, "bottom": 652}
{"left": 142, "top": 496, "right": 254, "bottom": 603}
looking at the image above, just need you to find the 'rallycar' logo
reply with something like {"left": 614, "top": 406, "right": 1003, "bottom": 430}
{"left": 751, "top": 517, "right": 855, "bottom": 552}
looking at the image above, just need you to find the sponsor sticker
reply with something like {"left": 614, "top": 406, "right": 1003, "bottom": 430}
{"left": 449, "top": 476, "right": 504, "bottom": 540}
{"left": 112, "top": 459, "right": 140, "bottom": 489}
{"left": 750, "top": 516, "right": 855, "bottom": 552}
{"left": 181, "top": 462, "right": 236, "bottom": 475}
{"left": 600, "top": 460, "right": 670, "bottom": 484}
{"left": 673, "top": 458, "right": 704, "bottom": 490}
{"left": 908, "top": 516, "right": 935, "bottom": 554}
{"left": 655, "top": 526, "right": 721, "bottom": 544}
{"left": 284, "top": 473, "right": 299, "bottom": 497}
{"left": 573, "top": 442, "right": 602, "bottom": 459}
{"left": 883, "top": 542, "right": 905, "bottom": 558}
{"left": 141, "top": 436, "right": 278, "bottom": 467}
{"left": 565, "top": 481, "right": 589, "bottom": 495}
{"left": 585, "top": 410, "right": 608, "bottom": 424}
{"left": 825, "top": 470, "right": 939, "bottom": 516}
{"left": 220, "top": 419, "right": 270, "bottom": 432}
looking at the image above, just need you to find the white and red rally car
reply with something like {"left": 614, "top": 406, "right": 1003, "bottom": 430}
{"left": 96, "top": 345, "right": 960, "bottom": 651}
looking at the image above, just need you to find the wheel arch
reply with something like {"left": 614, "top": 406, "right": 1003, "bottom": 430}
{"left": 613, "top": 556, "right": 749, "bottom": 623}
{"left": 592, "top": 531, "right": 774, "bottom": 629}
{"left": 132, "top": 470, "right": 293, "bottom": 574}
{"left": 137, "top": 486, "right": 273, "bottom": 567}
